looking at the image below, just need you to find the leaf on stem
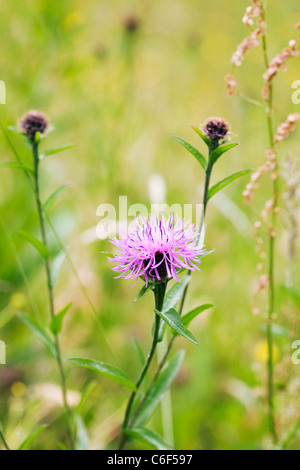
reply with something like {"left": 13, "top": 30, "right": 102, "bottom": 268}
{"left": 162, "top": 275, "right": 190, "bottom": 313}
{"left": 157, "top": 275, "right": 191, "bottom": 342}
{"left": 133, "top": 283, "right": 156, "bottom": 302}
{"left": 18, "top": 230, "right": 50, "bottom": 259}
{"left": 181, "top": 304, "right": 214, "bottom": 329}
{"left": 209, "top": 142, "right": 238, "bottom": 166}
{"left": 76, "top": 381, "right": 97, "bottom": 416}
{"left": 49, "top": 302, "right": 72, "bottom": 335}
{"left": 134, "top": 350, "right": 185, "bottom": 426}
{"left": 207, "top": 168, "right": 253, "bottom": 201}
{"left": 18, "top": 424, "right": 48, "bottom": 450}
{"left": 131, "top": 338, "right": 145, "bottom": 368}
{"left": 66, "top": 358, "right": 137, "bottom": 391}
{"left": 43, "top": 183, "right": 70, "bottom": 210}
{"left": 18, "top": 313, "right": 57, "bottom": 358}
{"left": 39, "top": 144, "right": 74, "bottom": 160}
{"left": 51, "top": 250, "right": 66, "bottom": 288}
{"left": 154, "top": 308, "right": 198, "bottom": 345}
{"left": 75, "top": 415, "right": 89, "bottom": 451}
{"left": 124, "top": 427, "right": 173, "bottom": 450}
{"left": 192, "top": 126, "right": 210, "bottom": 146}
{"left": 171, "top": 136, "right": 207, "bottom": 171}
{"left": 0, "top": 161, "right": 34, "bottom": 175}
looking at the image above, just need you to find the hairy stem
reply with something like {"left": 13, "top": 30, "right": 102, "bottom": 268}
{"left": 118, "top": 281, "right": 167, "bottom": 450}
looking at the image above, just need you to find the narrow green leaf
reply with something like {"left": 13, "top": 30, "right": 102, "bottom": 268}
{"left": 157, "top": 319, "right": 167, "bottom": 343}
{"left": 43, "top": 183, "right": 69, "bottom": 210}
{"left": 155, "top": 308, "right": 198, "bottom": 345}
{"left": 133, "top": 283, "right": 155, "bottom": 302}
{"left": 57, "top": 442, "right": 69, "bottom": 450}
{"left": 75, "top": 415, "right": 89, "bottom": 451}
{"left": 124, "top": 427, "right": 173, "bottom": 450}
{"left": 66, "top": 358, "right": 137, "bottom": 391}
{"left": 207, "top": 168, "right": 253, "bottom": 201}
{"left": 76, "top": 381, "right": 96, "bottom": 415}
{"left": 162, "top": 275, "right": 190, "bottom": 313}
{"left": 171, "top": 136, "right": 207, "bottom": 171}
{"left": 51, "top": 250, "right": 66, "bottom": 288}
{"left": 132, "top": 338, "right": 145, "bottom": 367}
{"left": 19, "top": 424, "right": 48, "bottom": 450}
{"left": 192, "top": 126, "right": 210, "bottom": 146}
{"left": 209, "top": 142, "right": 238, "bottom": 165}
{"left": 134, "top": 350, "right": 185, "bottom": 426}
{"left": 18, "top": 314, "right": 57, "bottom": 357}
{"left": 0, "top": 161, "right": 34, "bottom": 174}
{"left": 157, "top": 275, "right": 191, "bottom": 342}
{"left": 40, "top": 144, "right": 74, "bottom": 160}
{"left": 18, "top": 230, "right": 49, "bottom": 259}
{"left": 50, "top": 302, "right": 72, "bottom": 335}
{"left": 181, "top": 304, "right": 214, "bottom": 328}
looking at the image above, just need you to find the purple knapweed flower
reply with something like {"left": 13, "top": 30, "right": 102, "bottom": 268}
{"left": 109, "top": 214, "right": 206, "bottom": 286}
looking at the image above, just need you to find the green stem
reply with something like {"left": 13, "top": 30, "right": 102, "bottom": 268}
{"left": 134, "top": 146, "right": 215, "bottom": 418}
{"left": 46, "top": 218, "right": 117, "bottom": 364}
{"left": 118, "top": 281, "right": 167, "bottom": 450}
{"left": 0, "top": 429, "right": 10, "bottom": 450}
{"left": 31, "top": 142, "right": 75, "bottom": 450}
{"left": 0, "top": 124, "right": 116, "bottom": 362}
{"left": 261, "top": 4, "right": 278, "bottom": 444}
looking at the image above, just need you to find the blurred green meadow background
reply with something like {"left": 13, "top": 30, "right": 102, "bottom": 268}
{"left": 0, "top": 0, "right": 300, "bottom": 450}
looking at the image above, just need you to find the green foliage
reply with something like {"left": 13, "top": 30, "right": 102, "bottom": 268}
{"left": 133, "top": 350, "right": 185, "bottom": 427}
{"left": 172, "top": 136, "right": 207, "bottom": 170}
{"left": 43, "top": 183, "right": 70, "bottom": 210}
{"left": 192, "top": 126, "right": 210, "bottom": 146}
{"left": 18, "top": 314, "right": 57, "bottom": 357}
{"left": 18, "top": 425, "right": 48, "bottom": 450}
{"left": 124, "top": 426, "right": 172, "bottom": 450}
{"left": 49, "top": 302, "right": 72, "bottom": 335}
{"left": 207, "top": 169, "right": 253, "bottom": 201}
{"left": 66, "top": 358, "right": 137, "bottom": 391}
{"left": 18, "top": 231, "right": 50, "bottom": 259}
{"left": 154, "top": 308, "right": 198, "bottom": 344}
{"left": 209, "top": 143, "right": 238, "bottom": 166}
{"left": 181, "top": 303, "right": 214, "bottom": 328}
{"left": 0, "top": 161, "right": 34, "bottom": 174}
{"left": 39, "top": 144, "right": 74, "bottom": 160}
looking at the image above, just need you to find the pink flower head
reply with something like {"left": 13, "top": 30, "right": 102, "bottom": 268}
{"left": 109, "top": 214, "right": 206, "bottom": 286}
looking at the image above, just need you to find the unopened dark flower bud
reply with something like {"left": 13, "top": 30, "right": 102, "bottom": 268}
{"left": 202, "top": 117, "right": 230, "bottom": 141}
{"left": 123, "top": 15, "right": 140, "bottom": 34}
{"left": 19, "top": 110, "right": 48, "bottom": 140}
